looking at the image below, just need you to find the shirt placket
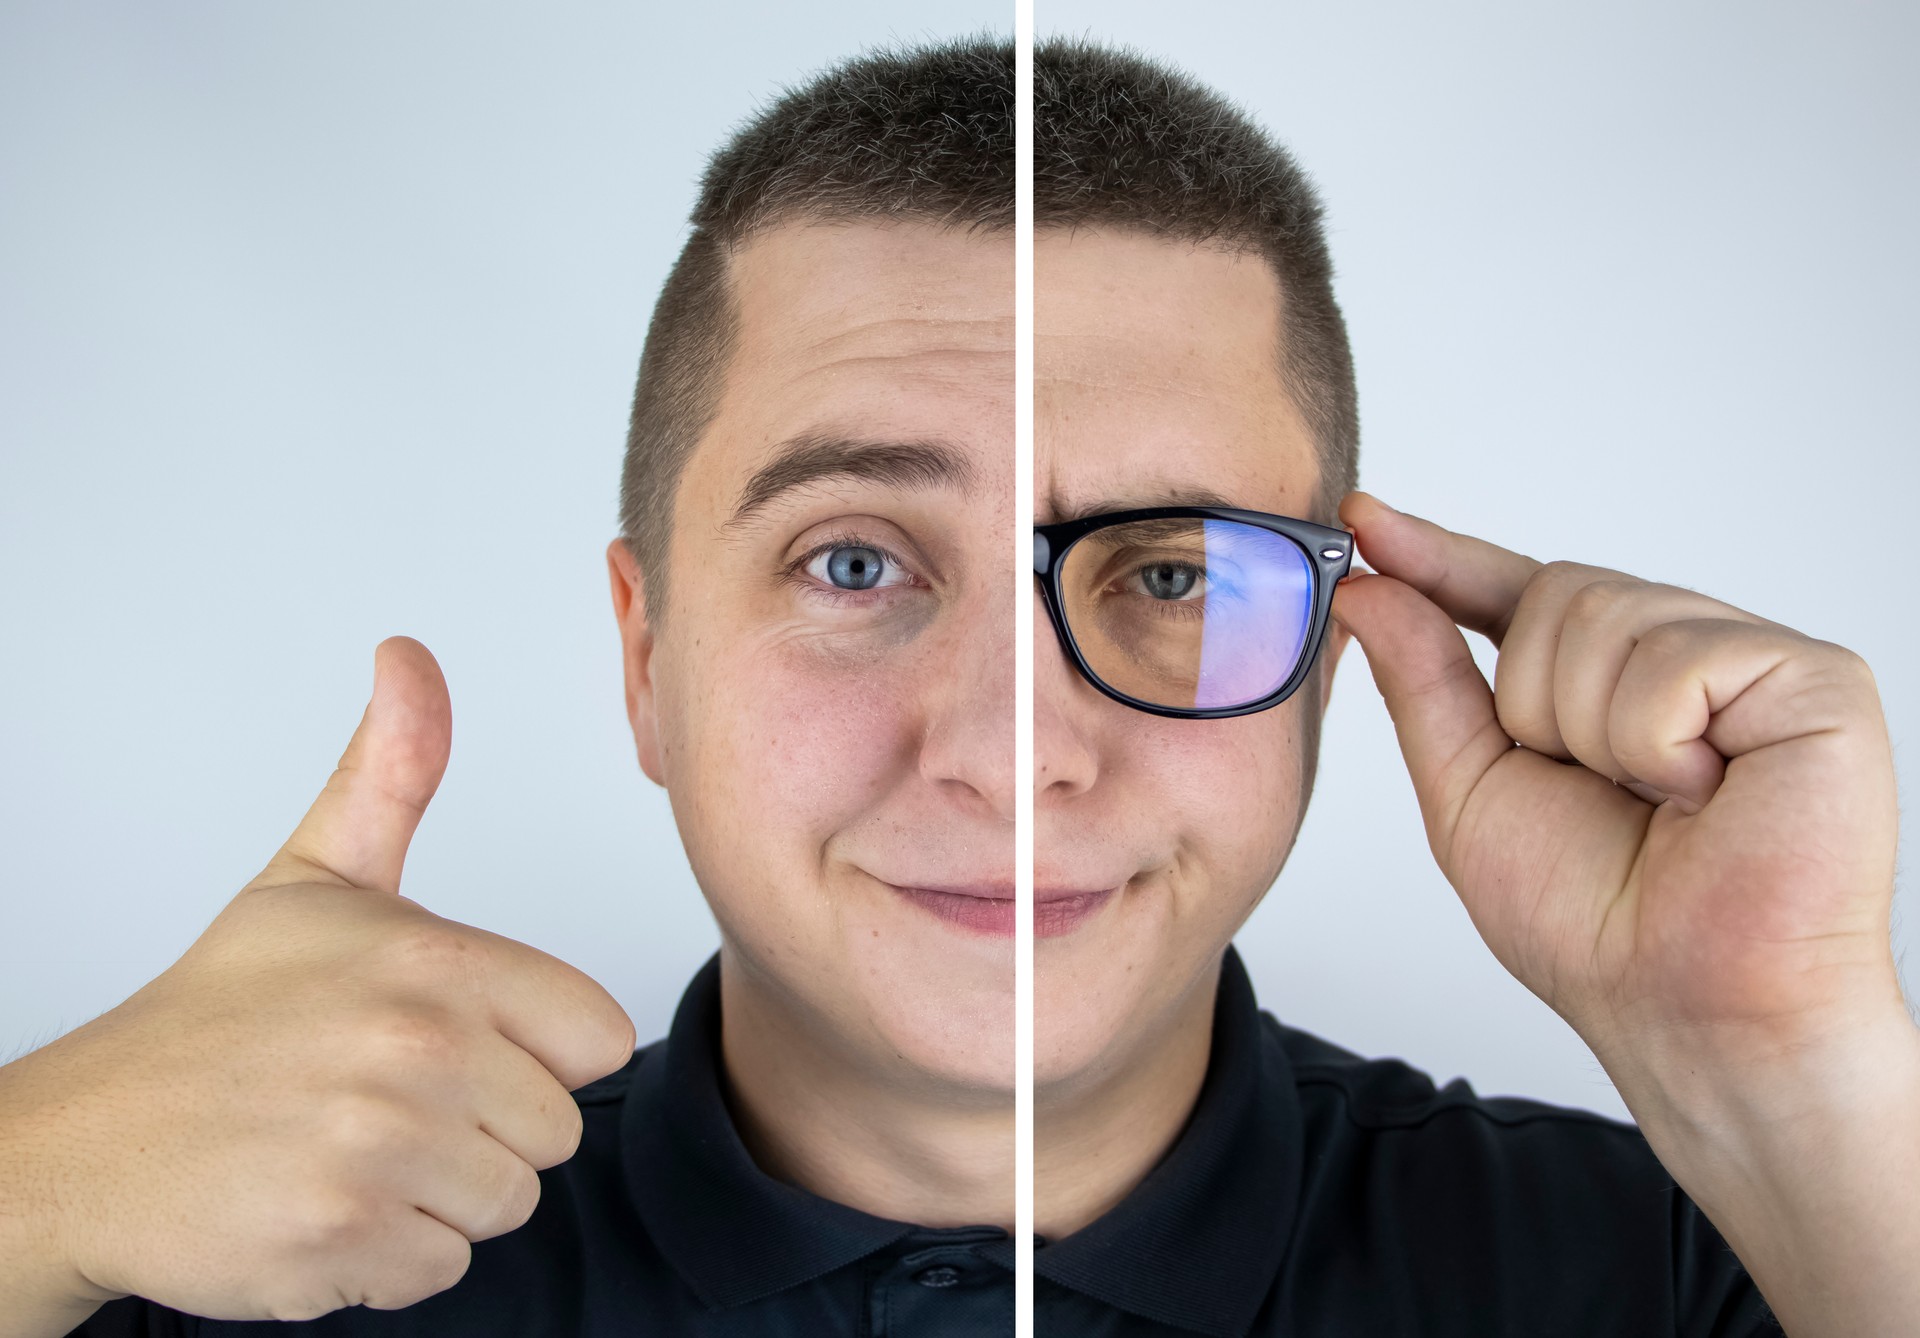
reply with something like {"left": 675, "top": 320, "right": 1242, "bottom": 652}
{"left": 864, "top": 1232, "right": 1013, "bottom": 1338}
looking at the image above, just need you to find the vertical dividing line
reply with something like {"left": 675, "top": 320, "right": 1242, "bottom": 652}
{"left": 1012, "top": 3, "right": 1036, "bottom": 1337}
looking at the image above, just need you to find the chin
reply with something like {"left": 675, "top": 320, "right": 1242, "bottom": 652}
{"left": 850, "top": 907, "right": 1015, "bottom": 1095}
{"left": 1033, "top": 975, "right": 1142, "bottom": 1096}
{"left": 714, "top": 880, "right": 1016, "bottom": 1099}
{"left": 865, "top": 974, "right": 1016, "bottom": 1096}
{"left": 1032, "top": 898, "right": 1225, "bottom": 1101}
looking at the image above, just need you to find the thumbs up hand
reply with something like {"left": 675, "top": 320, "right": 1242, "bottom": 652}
{"left": 0, "top": 638, "right": 637, "bottom": 1329}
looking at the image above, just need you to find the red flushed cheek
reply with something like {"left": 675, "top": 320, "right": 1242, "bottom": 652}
{"left": 664, "top": 632, "right": 925, "bottom": 895}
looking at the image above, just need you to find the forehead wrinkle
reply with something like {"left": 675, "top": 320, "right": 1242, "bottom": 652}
{"left": 1037, "top": 426, "right": 1319, "bottom": 522}
{"left": 1040, "top": 369, "right": 1248, "bottom": 408}
{"left": 778, "top": 324, "right": 1013, "bottom": 381}
{"left": 764, "top": 347, "right": 1014, "bottom": 418}
{"left": 1040, "top": 325, "right": 1281, "bottom": 392}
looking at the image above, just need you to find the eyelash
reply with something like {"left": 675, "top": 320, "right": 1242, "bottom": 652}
{"left": 781, "top": 530, "right": 923, "bottom": 606}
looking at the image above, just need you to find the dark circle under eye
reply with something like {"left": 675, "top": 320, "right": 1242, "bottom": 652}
{"left": 826, "top": 546, "right": 886, "bottom": 590}
{"left": 1140, "top": 563, "right": 1199, "bottom": 600}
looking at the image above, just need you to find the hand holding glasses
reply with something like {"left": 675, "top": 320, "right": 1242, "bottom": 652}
{"left": 1033, "top": 508, "right": 1353, "bottom": 719}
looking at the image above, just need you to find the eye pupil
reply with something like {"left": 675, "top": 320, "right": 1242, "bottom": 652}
{"left": 826, "top": 546, "right": 885, "bottom": 590}
{"left": 1142, "top": 563, "right": 1198, "bottom": 599}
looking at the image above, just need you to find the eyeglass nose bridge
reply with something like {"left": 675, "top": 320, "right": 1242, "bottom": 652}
{"left": 1032, "top": 531, "right": 1051, "bottom": 575}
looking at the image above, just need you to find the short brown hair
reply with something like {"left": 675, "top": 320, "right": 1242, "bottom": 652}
{"left": 616, "top": 36, "right": 1014, "bottom": 623}
{"left": 1034, "top": 38, "right": 1359, "bottom": 523}
{"left": 618, "top": 36, "right": 1358, "bottom": 621}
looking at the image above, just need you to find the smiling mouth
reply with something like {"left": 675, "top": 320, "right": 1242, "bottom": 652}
{"left": 885, "top": 884, "right": 1117, "bottom": 938}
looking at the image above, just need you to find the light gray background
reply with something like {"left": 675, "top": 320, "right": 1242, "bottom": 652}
{"left": 0, "top": 2, "right": 1005, "bottom": 1060}
{"left": 1040, "top": 0, "right": 1919, "bottom": 1120}
{"left": 3, "top": 5, "right": 1915, "bottom": 1129}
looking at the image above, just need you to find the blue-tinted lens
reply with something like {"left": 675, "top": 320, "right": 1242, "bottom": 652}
{"left": 1059, "top": 518, "right": 1315, "bottom": 711}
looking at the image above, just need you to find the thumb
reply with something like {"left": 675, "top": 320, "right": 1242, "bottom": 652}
{"left": 1331, "top": 573, "right": 1512, "bottom": 860}
{"left": 249, "top": 636, "right": 452, "bottom": 896}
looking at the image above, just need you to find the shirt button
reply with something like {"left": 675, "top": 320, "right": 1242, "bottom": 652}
{"left": 913, "top": 1265, "right": 963, "bottom": 1288}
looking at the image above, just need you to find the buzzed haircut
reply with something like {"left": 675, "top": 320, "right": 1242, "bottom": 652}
{"left": 617, "top": 35, "right": 1359, "bottom": 624}
{"left": 1034, "top": 39, "right": 1360, "bottom": 524}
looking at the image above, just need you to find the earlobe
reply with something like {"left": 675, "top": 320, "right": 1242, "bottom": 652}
{"left": 605, "top": 538, "right": 668, "bottom": 787}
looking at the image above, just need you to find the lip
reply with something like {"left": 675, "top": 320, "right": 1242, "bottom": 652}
{"left": 1034, "top": 887, "right": 1116, "bottom": 937}
{"left": 882, "top": 881, "right": 1119, "bottom": 938}
{"left": 890, "top": 884, "right": 1015, "bottom": 937}
{"left": 905, "top": 883, "right": 1014, "bottom": 901}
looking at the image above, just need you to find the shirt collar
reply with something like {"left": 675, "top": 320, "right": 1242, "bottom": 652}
{"left": 623, "top": 953, "right": 921, "bottom": 1309}
{"left": 1034, "top": 944, "right": 1304, "bottom": 1337}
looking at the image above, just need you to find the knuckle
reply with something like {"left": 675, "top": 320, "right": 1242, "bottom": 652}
{"left": 1611, "top": 731, "right": 1662, "bottom": 772}
{"left": 1634, "top": 619, "right": 1697, "bottom": 661}
{"left": 320, "top": 1091, "right": 405, "bottom": 1156}
{"left": 285, "top": 1185, "right": 382, "bottom": 1253}
{"left": 1493, "top": 691, "right": 1556, "bottom": 750}
{"left": 1530, "top": 559, "right": 1586, "bottom": 595}
{"left": 490, "top": 1159, "right": 544, "bottom": 1236}
{"left": 1802, "top": 640, "right": 1881, "bottom": 715}
{"left": 376, "top": 922, "right": 489, "bottom": 991}
{"left": 559, "top": 1098, "right": 587, "bottom": 1160}
{"left": 1563, "top": 577, "right": 1638, "bottom": 623}
{"left": 425, "top": 1238, "right": 475, "bottom": 1297}
{"left": 513, "top": 1086, "right": 588, "bottom": 1172}
{"left": 549, "top": 1004, "right": 637, "bottom": 1091}
{"left": 1821, "top": 639, "right": 1875, "bottom": 684}
{"left": 1539, "top": 558, "right": 1613, "bottom": 584}
{"left": 602, "top": 1008, "right": 639, "bottom": 1073}
{"left": 361, "top": 1005, "right": 464, "bottom": 1072}
{"left": 363, "top": 1238, "right": 472, "bottom": 1310}
{"left": 537, "top": 1098, "right": 586, "bottom": 1169}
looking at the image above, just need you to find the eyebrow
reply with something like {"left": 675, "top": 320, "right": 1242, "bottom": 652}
{"left": 1046, "top": 485, "right": 1239, "bottom": 524}
{"left": 725, "top": 433, "right": 979, "bottom": 530}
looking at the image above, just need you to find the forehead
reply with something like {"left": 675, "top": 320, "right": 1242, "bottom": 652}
{"left": 1036, "top": 228, "right": 1320, "bottom": 521}
{"left": 668, "top": 220, "right": 1013, "bottom": 553}
{"left": 707, "top": 219, "right": 1012, "bottom": 450}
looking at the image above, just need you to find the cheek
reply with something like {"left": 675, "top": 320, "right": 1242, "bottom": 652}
{"left": 660, "top": 632, "right": 922, "bottom": 874}
{"left": 1139, "top": 705, "right": 1310, "bottom": 890}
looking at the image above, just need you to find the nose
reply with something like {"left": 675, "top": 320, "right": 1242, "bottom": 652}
{"left": 1034, "top": 590, "right": 1099, "bottom": 800}
{"left": 917, "top": 583, "right": 1015, "bottom": 822}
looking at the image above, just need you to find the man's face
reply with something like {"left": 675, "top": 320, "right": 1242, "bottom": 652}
{"left": 1035, "top": 228, "right": 1350, "bottom": 1092}
{"left": 610, "top": 220, "right": 1014, "bottom": 1092}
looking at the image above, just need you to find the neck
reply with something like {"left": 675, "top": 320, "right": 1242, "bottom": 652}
{"left": 719, "top": 946, "right": 1013, "bottom": 1232}
{"left": 1035, "top": 953, "right": 1221, "bottom": 1240}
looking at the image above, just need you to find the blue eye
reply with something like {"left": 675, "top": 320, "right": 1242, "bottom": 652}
{"left": 804, "top": 543, "right": 911, "bottom": 592}
{"left": 828, "top": 546, "right": 884, "bottom": 589}
{"left": 1135, "top": 562, "right": 1205, "bottom": 600}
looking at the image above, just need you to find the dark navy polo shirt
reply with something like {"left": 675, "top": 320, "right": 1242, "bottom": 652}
{"left": 1034, "top": 948, "right": 1778, "bottom": 1336}
{"left": 70, "top": 947, "right": 1776, "bottom": 1336}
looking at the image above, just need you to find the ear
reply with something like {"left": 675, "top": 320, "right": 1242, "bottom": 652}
{"left": 605, "top": 538, "right": 667, "bottom": 786}
{"left": 1317, "top": 613, "right": 1353, "bottom": 718}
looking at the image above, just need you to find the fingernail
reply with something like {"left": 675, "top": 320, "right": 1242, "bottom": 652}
{"left": 1622, "top": 780, "right": 1670, "bottom": 807}
{"left": 1358, "top": 491, "right": 1397, "bottom": 516}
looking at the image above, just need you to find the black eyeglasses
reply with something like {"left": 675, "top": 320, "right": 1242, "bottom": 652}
{"left": 1033, "top": 507, "right": 1353, "bottom": 719}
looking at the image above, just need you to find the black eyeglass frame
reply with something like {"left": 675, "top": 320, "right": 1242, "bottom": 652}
{"left": 1032, "top": 507, "right": 1355, "bottom": 720}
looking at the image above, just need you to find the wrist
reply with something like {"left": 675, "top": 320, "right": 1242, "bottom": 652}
{"left": 0, "top": 1043, "right": 128, "bottom": 1328}
{"left": 1592, "top": 1000, "right": 1920, "bottom": 1200}
{"left": 1590, "top": 1004, "right": 1920, "bottom": 1338}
